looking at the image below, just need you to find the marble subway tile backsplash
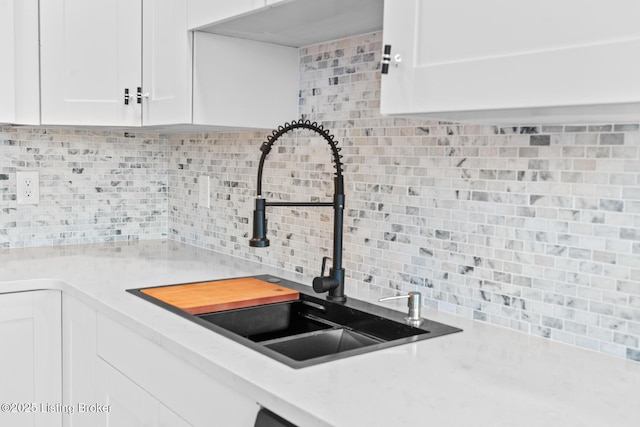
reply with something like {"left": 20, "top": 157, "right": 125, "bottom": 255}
{"left": 169, "top": 32, "right": 640, "bottom": 362}
{"left": 0, "top": 127, "right": 168, "bottom": 247}
{"left": 1, "top": 31, "right": 640, "bottom": 363}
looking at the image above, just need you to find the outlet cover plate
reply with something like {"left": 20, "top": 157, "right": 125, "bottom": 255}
{"left": 16, "top": 171, "right": 40, "bottom": 205}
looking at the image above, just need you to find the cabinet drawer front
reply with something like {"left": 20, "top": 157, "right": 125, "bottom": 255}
{"left": 96, "top": 313, "right": 259, "bottom": 426}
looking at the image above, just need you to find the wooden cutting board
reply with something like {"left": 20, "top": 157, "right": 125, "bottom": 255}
{"left": 141, "top": 277, "right": 299, "bottom": 315}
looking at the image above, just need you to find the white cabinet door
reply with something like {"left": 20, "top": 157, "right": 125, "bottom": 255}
{"left": 62, "top": 294, "right": 97, "bottom": 427}
{"left": 0, "top": 0, "right": 16, "bottom": 122}
{"left": 381, "top": 0, "right": 640, "bottom": 124}
{"left": 0, "top": 0, "right": 39, "bottom": 125}
{"left": 0, "top": 291, "right": 62, "bottom": 427}
{"left": 142, "top": 0, "right": 192, "bottom": 126}
{"left": 40, "top": 0, "right": 142, "bottom": 126}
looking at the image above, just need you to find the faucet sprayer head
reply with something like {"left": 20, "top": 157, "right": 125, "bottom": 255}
{"left": 249, "top": 198, "right": 270, "bottom": 247}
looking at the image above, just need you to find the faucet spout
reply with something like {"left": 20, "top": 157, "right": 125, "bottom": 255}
{"left": 250, "top": 120, "right": 347, "bottom": 302}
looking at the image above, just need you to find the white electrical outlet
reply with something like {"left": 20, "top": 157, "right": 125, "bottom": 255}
{"left": 16, "top": 171, "right": 40, "bottom": 205}
{"left": 198, "top": 175, "right": 210, "bottom": 208}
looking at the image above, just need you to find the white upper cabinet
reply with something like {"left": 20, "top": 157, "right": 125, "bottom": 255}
{"left": 0, "top": 0, "right": 39, "bottom": 125}
{"left": 40, "top": 0, "right": 294, "bottom": 130}
{"left": 381, "top": 0, "right": 640, "bottom": 124}
{"left": 0, "top": 0, "right": 15, "bottom": 123}
{"left": 192, "top": 33, "right": 298, "bottom": 129}
{"left": 40, "top": 0, "right": 190, "bottom": 127}
{"left": 41, "top": 0, "right": 142, "bottom": 127}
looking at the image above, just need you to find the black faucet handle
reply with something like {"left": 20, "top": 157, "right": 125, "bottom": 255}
{"left": 320, "top": 256, "right": 331, "bottom": 277}
{"left": 313, "top": 256, "right": 347, "bottom": 303}
{"left": 313, "top": 256, "right": 335, "bottom": 293}
{"left": 313, "top": 275, "right": 338, "bottom": 294}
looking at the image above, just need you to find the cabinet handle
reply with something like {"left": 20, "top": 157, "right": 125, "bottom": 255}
{"left": 124, "top": 88, "right": 130, "bottom": 105}
{"left": 381, "top": 45, "right": 392, "bottom": 74}
{"left": 136, "top": 87, "right": 150, "bottom": 103}
{"left": 381, "top": 45, "right": 402, "bottom": 75}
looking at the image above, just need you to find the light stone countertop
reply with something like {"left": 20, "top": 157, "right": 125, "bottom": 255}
{"left": 1, "top": 240, "right": 639, "bottom": 427}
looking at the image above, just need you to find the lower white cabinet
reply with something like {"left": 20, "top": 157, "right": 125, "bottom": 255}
{"left": 96, "top": 358, "right": 190, "bottom": 427}
{"left": 96, "top": 312, "right": 260, "bottom": 426}
{"left": 0, "top": 290, "right": 62, "bottom": 427}
{"left": 62, "top": 293, "right": 259, "bottom": 427}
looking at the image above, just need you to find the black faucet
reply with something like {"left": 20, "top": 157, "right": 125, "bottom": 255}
{"left": 250, "top": 120, "right": 347, "bottom": 303}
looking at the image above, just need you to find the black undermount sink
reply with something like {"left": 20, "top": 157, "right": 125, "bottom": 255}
{"left": 128, "top": 275, "right": 462, "bottom": 368}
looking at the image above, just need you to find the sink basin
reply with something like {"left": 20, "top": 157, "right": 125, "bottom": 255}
{"left": 198, "top": 299, "right": 332, "bottom": 340}
{"left": 128, "top": 275, "right": 462, "bottom": 368}
{"left": 263, "top": 328, "right": 380, "bottom": 361}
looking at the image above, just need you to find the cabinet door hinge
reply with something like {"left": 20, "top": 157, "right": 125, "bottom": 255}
{"left": 124, "top": 88, "right": 130, "bottom": 105}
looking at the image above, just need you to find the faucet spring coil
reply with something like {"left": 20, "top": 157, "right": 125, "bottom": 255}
{"left": 261, "top": 119, "right": 344, "bottom": 178}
